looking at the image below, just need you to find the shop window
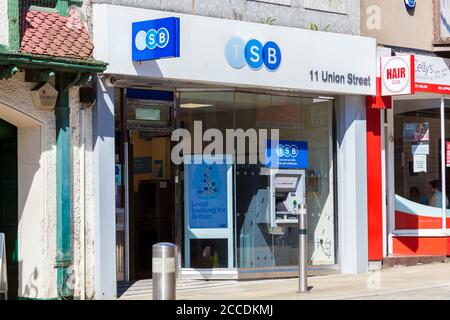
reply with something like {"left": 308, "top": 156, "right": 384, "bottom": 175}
{"left": 179, "top": 91, "right": 336, "bottom": 269}
{"left": 393, "top": 99, "right": 449, "bottom": 231}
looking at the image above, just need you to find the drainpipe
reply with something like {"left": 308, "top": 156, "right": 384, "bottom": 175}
{"left": 54, "top": 72, "right": 75, "bottom": 299}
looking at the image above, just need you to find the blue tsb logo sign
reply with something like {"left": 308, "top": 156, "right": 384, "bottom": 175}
{"left": 132, "top": 17, "right": 180, "bottom": 61}
{"left": 225, "top": 37, "right": 281, "bottom": 71}
{"left": 141, "top": 28, "right": 170, "bottom": 50}
{"left": 266, "top": 140, "right": 308, "bottom": 169}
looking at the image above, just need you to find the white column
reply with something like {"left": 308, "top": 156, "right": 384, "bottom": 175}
{"left": 381, "top": 111, "right": 387, "bottom": 258}
{"left": 386, "top": 108, "right": 395, "bottom": 255}
{"left": 93, "top": 79, "right": 117, "bottom": 299}
{"left": 336, "top": 96, "right": 369, "bottom": 274}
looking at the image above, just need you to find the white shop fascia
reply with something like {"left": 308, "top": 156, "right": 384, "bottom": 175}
{"left": 92, "top": 4, "right": 377, "bottom": 96}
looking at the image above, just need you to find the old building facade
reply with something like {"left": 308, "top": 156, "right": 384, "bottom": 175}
{"left": 0, "top": 0, "right": 105, "bottom": 299}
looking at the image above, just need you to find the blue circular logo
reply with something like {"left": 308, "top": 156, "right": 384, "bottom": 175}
{"left": 225, "top": 37, "right": 282, "bottom": 71}
{"left": 263, "top": 41, "right": 282, "bottom": 71}
{"left": 291, "top": 145, "right": 298, "bottom": 157}
{"left": 276, "top": 145, "right": 284, "bottom": 157}
{"left": 245, "top": 39, "right": 264, "bottom": 70}
{"left": 404, "top": 0, "right": 416, "bottom": 9}
{"left": 156, "top": 28, "right": 170, "bottom": 48}
{"left": 144, "top": 28, "right": 170, "bottom": 50}
{"left": 146, "top": 29, "right": 158, "bottom": 50}
{"left": 283, "top": 145, "right": 291, "bottom": 157}
{"left": 225, "top": 37, "right": 246, "bottom": 69}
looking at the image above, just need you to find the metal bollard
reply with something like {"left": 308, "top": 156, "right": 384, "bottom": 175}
{"left": 152, "top": 242, "right": 177, "bottom": 300}
{"left": 298, "top": 204, "right": 309, "bottom": 293}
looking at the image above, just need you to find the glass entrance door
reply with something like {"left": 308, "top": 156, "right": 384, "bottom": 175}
{"left": 116, "top": 89, "right": 176, "bottom": 281}
{"left": 129, "top": 132, "right": 174, "bottom": 279}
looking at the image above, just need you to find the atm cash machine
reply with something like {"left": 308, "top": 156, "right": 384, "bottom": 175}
{"left": 268, "top": 169, "right": 306, "bottom": 228}
{"left": 238, "top": 166, "right": 306, "bottom": 268}
{"left": 238, "top": 141, "right": 307, "bottom": 269}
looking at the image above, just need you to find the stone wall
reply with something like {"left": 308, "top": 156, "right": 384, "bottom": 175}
{"left": 88, "top": 0, "right": 360, "bottom": 35}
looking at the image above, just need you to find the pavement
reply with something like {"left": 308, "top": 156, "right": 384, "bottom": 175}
{"left": 118, "top": 262, "right": 450, "bottom": 300}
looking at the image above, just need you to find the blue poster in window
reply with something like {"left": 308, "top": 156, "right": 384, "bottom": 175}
{"left": 187, "top": 161, "right": 228, "bottom": 229}
{"left": 266, "top": 140, "right": 308, "bottom": 169}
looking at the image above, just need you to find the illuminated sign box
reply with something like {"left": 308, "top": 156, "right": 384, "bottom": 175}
{"left": 132, "top": 17, "right": 180, "bottom": 61}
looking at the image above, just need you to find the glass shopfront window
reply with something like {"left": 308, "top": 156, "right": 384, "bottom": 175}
{"left": 179, "top": 91, "right": 337, "bottom": 270}
{"left": 393, "top": 98, "right": 449, "bottom": 231}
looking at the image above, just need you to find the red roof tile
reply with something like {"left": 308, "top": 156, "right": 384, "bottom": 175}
{"left": 20, "top": 9, "right": 94, "bottom": 60}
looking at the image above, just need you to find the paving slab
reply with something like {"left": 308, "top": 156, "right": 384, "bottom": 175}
{"left": 118, "top": 262, "right": 450, "bottom": 300}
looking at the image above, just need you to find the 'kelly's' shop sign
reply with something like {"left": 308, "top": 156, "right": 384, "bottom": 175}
{"left": 381, "top": 54, "right": 450, "bottom": 96}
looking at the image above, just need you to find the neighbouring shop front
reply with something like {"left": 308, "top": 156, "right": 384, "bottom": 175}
{"left": 378, "top": 54, "right": 450, "bottom": 257}
{"left": 0, "top": 2, "right": 106, "bottom": 299}
{"left": 92, "top": 4, "right": 376, "bottom": 293}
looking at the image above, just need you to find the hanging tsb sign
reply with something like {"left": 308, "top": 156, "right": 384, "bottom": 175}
{"left": 381, "top": 55, "right": 415, "bottom": 96}
{"left": 132, "top": 17, "right": 180, "bottom": 61}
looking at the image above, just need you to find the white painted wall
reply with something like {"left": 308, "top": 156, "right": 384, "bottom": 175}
{"left": 0, "top": 74, "right": 56, "bottom": 299}
{"left": 93, "top": 79, "right": 117, "bottom": 300}
{"left": 336, "top": 96, "right": 369, "bottom": 274}
{"left": 0, "top": 0, "right": 9, "bottom": 47}
{"left": 0, "top": 73, "right": 95, "bottom": 299}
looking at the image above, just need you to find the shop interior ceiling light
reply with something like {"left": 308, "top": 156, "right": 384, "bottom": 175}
{"left": 180, "top": 103, "right": 214, "bottom": 109}
{"left": 314, "top": 97, "right": 334, "bottom": 103}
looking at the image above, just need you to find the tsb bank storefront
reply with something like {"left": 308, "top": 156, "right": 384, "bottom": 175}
{"left": 91, "top": 4, "right": 376, "bottom": 298}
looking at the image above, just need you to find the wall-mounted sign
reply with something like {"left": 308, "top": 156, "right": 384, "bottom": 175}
{"left": 404, "top": 0, "right": 416, "bottom": 10}
{"left": 132, "top": 17, "right": 180, "bottom": 61}
{"left": 381, "top": 55, "right": 415, "bottom": 96}
{"left": 415, "top": 54, "right": 450, "bottom": 94}
{"left": 225, "top": 37, "right": 282, "bottom": 71}
{"left": 30, "top": 82, "right": 58, "bottom": 110}
{"left": 266, "top": 140, "right": 308, "bottom": 169}
{"left": 187, "top": 162, "right": 228, "bottom": 229}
